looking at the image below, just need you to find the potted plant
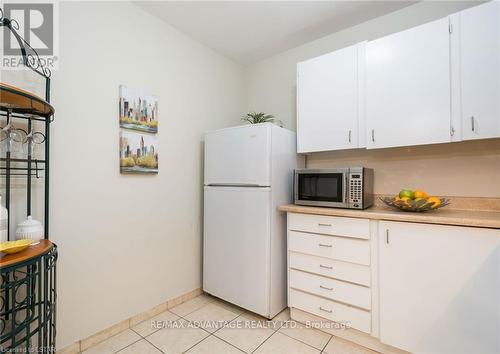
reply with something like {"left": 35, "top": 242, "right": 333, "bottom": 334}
{"left": 241, "top": 111, "right": 283, "bottom": 127}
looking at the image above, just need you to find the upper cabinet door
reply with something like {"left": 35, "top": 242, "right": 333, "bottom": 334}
{"left": 366, "top": 18, "right": 452, "bottom": 149}
{"left": 297, "top": 43, "right": 365, "bottom": 153}
{"left": 456, "top": 1, "right": 500, "bottom": 140}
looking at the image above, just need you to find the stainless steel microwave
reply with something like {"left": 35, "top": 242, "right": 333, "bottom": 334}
{"left": 294, "top": 168, "right": 374, "bottom": 209}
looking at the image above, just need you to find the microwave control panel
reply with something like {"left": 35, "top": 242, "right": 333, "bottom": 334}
{"left": 349, "top": 173, "right": 363, "bottom": 209}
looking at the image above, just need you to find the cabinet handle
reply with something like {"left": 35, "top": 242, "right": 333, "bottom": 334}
{"left": 371, "top": 129, "right": 375, "bottom": 142}
{"left": 318, "top": 243, "right": 332, "bottom": 248}
{"left": 320, "top": 285, "right": 333, "bottom": 291}
{"left": 385, "top": 229, "right": 390, "bottom": 244}
{"left": 471, "top": 116, "right": 475, "bottom": 132}
{"left": 318, "top": 223, "right": 332, "bottom": 227}
{"left": 319, "top": 306, "right": 332, "bottom": 313}
{"left": 319, "top": 264, "right": 333, "bottom": 270}
{"left": 348, "top": 130, "right": 352, "bottom": 143}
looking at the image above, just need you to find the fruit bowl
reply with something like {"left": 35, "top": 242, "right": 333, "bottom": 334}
{"left": 380, "top": 196, "right": 450, "bottom": 212}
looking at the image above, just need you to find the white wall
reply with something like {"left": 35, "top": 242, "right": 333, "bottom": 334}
{"left": 49, "top": 1, "right": 244, "bottom": 348}
{"left": 245, "top": 1, "right": 500, "bottom": 198}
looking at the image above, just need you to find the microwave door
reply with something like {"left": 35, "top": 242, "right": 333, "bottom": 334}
{"left": 295, "top": 172, "right": 348, "bottom": 208}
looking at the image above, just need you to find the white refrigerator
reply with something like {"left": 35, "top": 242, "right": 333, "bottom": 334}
{"left": 203, "top": 123, "right": 303, "bottom": 318}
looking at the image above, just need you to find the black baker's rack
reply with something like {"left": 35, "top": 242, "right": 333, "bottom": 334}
{"left": 0, "top": 8, "right": 58, "bottom": 353}
{"left": 0, "top": 8, "right": 53, "bottom": 240}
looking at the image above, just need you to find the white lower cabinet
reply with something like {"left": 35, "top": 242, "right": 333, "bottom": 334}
{"left": 290, "top": 269, "right": 371, "bottom": 310}
{"left": 287, "top": 212, "right": 500, "bottom": 354}
{"left": 287, "top": 213, "right": 374, "bottom": 334}
{"left": 288, "top": 231, "right": 371, "bottom": 265}
{"left": 289, "top": 288, "right": 372, "bottom": 334}
{"left": 289, "top": 252, "right": 371, "bottom": 287}
{"left": 378, "top": 221, "right": 500, "bottom": 354}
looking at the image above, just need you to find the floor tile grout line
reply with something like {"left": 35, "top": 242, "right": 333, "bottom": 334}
{"left": 275, "top": 330, "right": 327, "bottom": 352}
{"left": 110, "top": 336, "right": 144, "bottom": 354}
{"left": 169, "top": 293, "right": 217, "bottom": 318}
{"left": 179, "top": 330, "right": 212, "bottom": 353}
{"left": 211, "top": 312, "right": 243, "bottom": 335}
{"left": 82, "top": 295, "right": 212, "bottom": 354}
{"left": 212, "top": 313, "right": 287, "bottom": 353}
{"left": 81, "top": 330, "right": 142, "bottom": 354}
{"left": 131, "top": 321, "right": 164, "bottom": 339}
{"left": 320, "top": 335, "right": 333, "bottom": 354}
{"left": 87, "top": 301, "right": 294, "bottom": 354}
{"left": 178, "top": 314, "right": 214, "bottom": 335}
{"left": 170, "top": 298, "right": 214, "bottom": 318}
{"left": 211, "top": 314, "right": 242, "bottom": 339}
{"left": 143, "top": 335, "right": 167, "bottom": 354}
{"left": 179, "top": 304, "right": 242, "bottom": 335}
{"left": 207, "top": 333, "right": 247, "bottom": 353}
{"left": 249, "top": 327, "right": 279, "bottom": 354}
{"left": 129, "top": 327, "right": 145, "bottom": 338}
{"left": 130, "top": 307, "right": 188, "bottom": 339}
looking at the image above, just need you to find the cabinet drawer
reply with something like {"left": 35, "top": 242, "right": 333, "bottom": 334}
{"left": 289, "top": 213, "right": 370, "bottom": 240}
{"left": 289, "top": 252, "right": 370, "bottom": 286}
{"left": 289, "top": 231, "right": 370, "bottom": 265}
{"left": 289, "top": 289, "right": 371, "bottom": 333}
{"left": 290, "top": 269, "right": 371, "bottom": 310}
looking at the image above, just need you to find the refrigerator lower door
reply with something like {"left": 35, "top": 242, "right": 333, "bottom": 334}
{"left": 203, "top": 186, "right": 271, "bottom": 317}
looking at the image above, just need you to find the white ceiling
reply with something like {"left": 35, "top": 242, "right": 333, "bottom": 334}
{"left": 135, "top": 1, "right": 415, "bottom": 65}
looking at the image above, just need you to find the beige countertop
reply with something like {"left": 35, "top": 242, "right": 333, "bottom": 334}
{"left": 278, "top": 204, "right": 500, "bottom": 229}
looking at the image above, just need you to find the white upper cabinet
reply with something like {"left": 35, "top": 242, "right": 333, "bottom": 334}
{"left": 451, "top": 1, "right": 500, "bottom": 140}
{"left": 296, "top": 2, "right": 500, "bottom": 153}
{"left": 297, "top": 42, "right": 365, "bottom": 153}
{"left": 366, "top": 18, "right": 452, "bottom": 149}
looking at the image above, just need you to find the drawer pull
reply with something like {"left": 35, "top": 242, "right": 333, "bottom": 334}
{"left": 319, "top": 306, "right": 332, "bottom": 313}
{"left": 319, "top": 264, "right": 333, "bottom": 270}
{"left": 320, "top": 285, "right": 333, "bottom": 291}
{"left": 318, "top": 243, "right": 332, "bottom": 248}
{"left": 318, "top": 223, "right": 332, "bottom": 227}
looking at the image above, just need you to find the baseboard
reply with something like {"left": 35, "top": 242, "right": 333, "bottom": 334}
{"left": 57, "top": 288, "right": 203, "bottom": 354}
{"left": 290, "top": 307, "right": 409, "bottom": 354}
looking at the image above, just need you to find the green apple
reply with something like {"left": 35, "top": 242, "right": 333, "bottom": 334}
{"left": 399, "top": 189, "right": 415, "bottom": 199}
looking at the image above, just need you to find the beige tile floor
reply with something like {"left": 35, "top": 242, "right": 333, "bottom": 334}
{"left": 81, "top": 294, "right": 379, "bottom": 354}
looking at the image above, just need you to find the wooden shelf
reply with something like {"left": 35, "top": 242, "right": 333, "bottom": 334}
{"left": 0, "top": 239, "right": 53, "bottom": 267}
{"left": 0, "top": 82, "right": 54, "bottom": 118}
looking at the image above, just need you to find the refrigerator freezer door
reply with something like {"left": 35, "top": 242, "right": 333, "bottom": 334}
{"left": 204, "top": 124, "right": 271, "bottom": 186}
{"left": 203, "top": 186, "right": 271, "bottom": 316}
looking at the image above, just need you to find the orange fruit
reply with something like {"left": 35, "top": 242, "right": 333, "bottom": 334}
{"left": 414, "top": 189, "right": 429, "bottom": 199}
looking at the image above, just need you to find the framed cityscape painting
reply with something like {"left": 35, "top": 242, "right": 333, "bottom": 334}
{"left": 119, "top": 129, "right": 158, "bottom": 174}
{"left": 119, "top": 85, "right": 158, "bottom": 133}
{"left": 119, "top": 85, "right": 158, "bottom": 174}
